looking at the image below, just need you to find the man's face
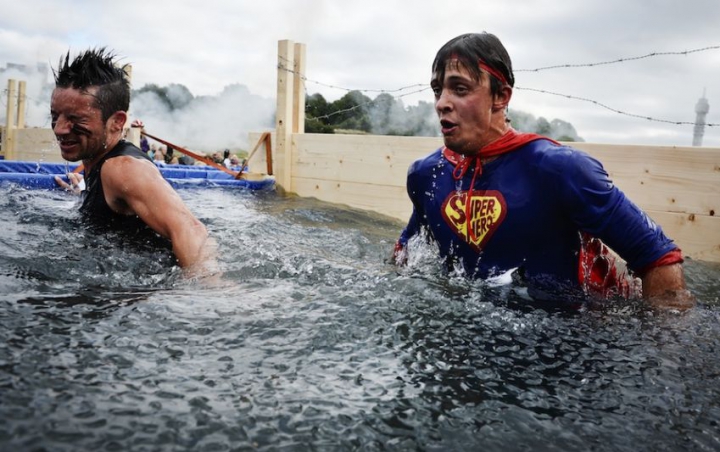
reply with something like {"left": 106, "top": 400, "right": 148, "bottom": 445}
{"left": 431, "top": 61, "right": 496, "bottom": 156}
{"left": 50, "top": 87, "right": 109, "bottom": 162}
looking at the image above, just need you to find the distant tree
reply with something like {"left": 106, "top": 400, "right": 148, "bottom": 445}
{"left": 331, "top": 90, "right": 372, "bottom": 132}
{"left": 508, "top": 109, "right": 583, "bottom": 141}
{"left": 306, "top": 93, "right": 330, "bottom": 120}
{"left": 403, "top": 101, "right": 438, "bottom": 137}
{"left": 165, "top": 84, "right": 193, "bottom": 110}
{"left": 133, "top": 83, "right": 194, "bottom": 111}
{"left": 535, "top": 117, "right": 552, "bottom": 136}
{"left": 305, "top": 93, "right": 334, "bottom": 133}
{"left": 301, "top": 92, "right": 580, "bottom": 139}
{"left": 556, "top": 135, "right": 576, "bottom": 142}
{"left": 367, "top": 93, "right": 402, "bottom": 134}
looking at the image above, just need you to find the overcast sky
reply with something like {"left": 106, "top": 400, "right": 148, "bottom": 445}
{"left": 2, "top": 0, "right": 719, "bottom": 147}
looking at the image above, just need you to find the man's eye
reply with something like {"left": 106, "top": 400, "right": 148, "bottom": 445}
{"left": 432, "top": 87, "right": 441, "bottom": 96}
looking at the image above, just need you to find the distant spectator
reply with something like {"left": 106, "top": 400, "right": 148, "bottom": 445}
{"left": 154, "top": 146, "right": 165, "bottom": 163}
{"left": 140, "top": 135, "right": 149, "bottom": 153}
{"left": 222, "top": 149, "right": 231, "bottom": 168}
{"left": 164, "top": 145, "right": 174, "bottom": 164}
{"left": 178, "top": 154, "right": 194, "bottom": 165}
{"left": 229, "top": 155, "right": 241, "bottom": 167}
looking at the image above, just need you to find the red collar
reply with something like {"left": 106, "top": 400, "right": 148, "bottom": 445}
{"left": 442, "top": 129, "right": 555, "bottom": 166}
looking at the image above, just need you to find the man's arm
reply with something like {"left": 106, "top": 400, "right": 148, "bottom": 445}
{"left": 641, "top": 263, "right": 695, "bottom": 310}
{"left": 101, "top": 156, "right": 218, "bottom": 276}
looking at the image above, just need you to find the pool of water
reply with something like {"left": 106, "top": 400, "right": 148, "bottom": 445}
{"left": 0, "top": 186, "right": 718, "bottom": 451}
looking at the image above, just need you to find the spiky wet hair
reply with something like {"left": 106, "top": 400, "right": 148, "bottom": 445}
{"left": 53, "top": 47, "right": 130, "bottom": 122}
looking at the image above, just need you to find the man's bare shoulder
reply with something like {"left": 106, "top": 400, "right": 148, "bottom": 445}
{"left": 101, "top": 155, "right": 163, "bottom": 187}
{"left": 100, "top": 156, "right": 169, "bottom": 211}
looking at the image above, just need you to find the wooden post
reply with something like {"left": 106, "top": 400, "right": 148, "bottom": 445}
{"left": 276, "top": 39, "right": 295, "bottom": 192}
{"left": 123, "top": 64, "right": 133, "bottom": 138}
{"left": 3, "top": 79, "right": 17, "bottom": 160}
{"left": 293, "top": 43, "right": 306, "bottom": 134}
{"left": 16, "top": 81, "right": 26, "bottom": 129}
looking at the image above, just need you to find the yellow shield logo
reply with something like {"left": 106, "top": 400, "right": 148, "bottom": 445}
{"left": 441, "top": 190, "right": 507, "bottom": 251}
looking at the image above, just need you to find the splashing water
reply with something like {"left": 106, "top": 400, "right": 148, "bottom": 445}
{"left": 0, "top": 186, "right": 718, "bottom": 451}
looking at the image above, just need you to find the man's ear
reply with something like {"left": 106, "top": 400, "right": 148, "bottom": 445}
{"left": 492, "top": 86, "right": 512, "bottom": 112}
{"left": 107, "top": 111, "right": 127, "bottom": 133}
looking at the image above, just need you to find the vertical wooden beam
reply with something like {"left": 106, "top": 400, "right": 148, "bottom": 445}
{"left": 293, "top": 43, "right": 306, "bottom": 134}
{"left": 276, "top": 39, "right": 295, "bottom": 192}
{"left": 16, "top": 81, "right": 26, "bottom": 129}
{"left": 3, "top": 79, "right": 17, "bottom": 160}
{"left": 123, "top": 64, "right": 133, "bottom": 138}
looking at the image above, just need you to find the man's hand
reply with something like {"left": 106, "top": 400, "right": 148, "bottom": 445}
{"left": 642, "top": 263, "right": 696, "bottom": 310}
{"left": 130, "top": 119, "right": 145, "bottom": 128}
{"left": 54, "top": 172, "right": 85, "bottom": 195}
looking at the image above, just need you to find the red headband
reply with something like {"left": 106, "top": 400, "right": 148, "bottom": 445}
{"left": 447, "top": 53, "right": 509, "bottom": 86}
{"left": 478, "top": 59, "right": 509, "bottom": 86}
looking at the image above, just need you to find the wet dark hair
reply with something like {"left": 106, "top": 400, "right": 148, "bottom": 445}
{"left": 432, "top": 33, "right": 514, "bottom": 95}
{"left": 53, "top": 47, "right": 130, "bottom": 122}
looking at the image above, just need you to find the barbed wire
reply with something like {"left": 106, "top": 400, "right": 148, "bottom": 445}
{"left": 278, "top": 60, "right": 434, "bottom": 123}
{"left": 3, "top": 44, "right": 717, "bottom": 129}
{"left": 278, "top": 57, "right": 427, "bottom": 95}
{"left": 515, "top": 86, "right": 718, "bottom": 126}
{"left": 515, "top": 45, "right": 720, "bottom": 72}
{"left": 278, "top": 44, "right": 720, "bottom": 127}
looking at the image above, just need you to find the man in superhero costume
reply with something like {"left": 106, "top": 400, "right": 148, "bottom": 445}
{"left": 51, "top": 48, "right": 217, "bottom": 277}
{"left": 394, "top": 33, "right": 694, "bottom": 310}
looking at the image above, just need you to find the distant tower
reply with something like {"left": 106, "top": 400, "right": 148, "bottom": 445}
{"left": 692, "top": 89, "right": 710, "bottom": 146}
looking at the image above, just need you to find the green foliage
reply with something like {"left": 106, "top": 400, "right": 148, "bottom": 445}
{"left": 304, "top": 91, "right": 581, "bottom": 139}
{"left": 305, "top": 90, "right": 436, "bottom": 136}
{"left": 508, "top": 109, "right": 583, "bottom": 141}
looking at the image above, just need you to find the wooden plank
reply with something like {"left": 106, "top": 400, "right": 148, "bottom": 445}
{"left": 292, "top": 43, "right": 306, "bottom": 134}
{"left": 645, "top": 210, "right": 720, "bottom": 262}
{"left": 293, "top": 134, "right": 439, "bottom": 187}
{"left": 574, "top": 143, "right": 720, "bottom": 216}
{"left": 3, "top": 79, "right": 16, "bottom": 160}
{"left": 275, "top": 40, "right": 295, "bottom": 191}
{"left": 292, "top": 177, "right": 411, "bottom": 222}
{"left": 14, "top": 129, "right": 62, "bottom": 163}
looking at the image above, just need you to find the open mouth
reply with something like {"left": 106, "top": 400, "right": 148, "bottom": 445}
{"left": 57, "top": 137, "right": 79, "bottom": 151}
{"left": 440, "top": 120, "right": 458, "bottom": 135}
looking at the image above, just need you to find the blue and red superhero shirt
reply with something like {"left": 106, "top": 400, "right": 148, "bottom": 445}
{"left": 397, "top": 136, "right": 679, "bottom": 294}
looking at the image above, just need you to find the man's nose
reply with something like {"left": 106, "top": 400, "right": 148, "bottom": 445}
{"left": 53, "top": 116, "right": 71, "bottom": 134}
{"left": 435, "top": 91, "right": 452, "bottom": 113}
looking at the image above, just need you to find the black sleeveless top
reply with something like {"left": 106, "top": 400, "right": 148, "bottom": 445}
{"left": 80, "top": 140, "right": 150, "bottom": 223}
{"left": 77, "top": 140, "right": 175, "bottom": 266}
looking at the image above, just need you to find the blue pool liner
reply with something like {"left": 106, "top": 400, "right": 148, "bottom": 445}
{"left": 0, "top": 161, "right": 274, "bottom": 190}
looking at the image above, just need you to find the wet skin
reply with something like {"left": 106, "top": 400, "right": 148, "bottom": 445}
{"left": 431, "top": 61, "right": 512, "bottom": 156}
{"left": 50, "top": 87, "right": 125, "bottom": 169}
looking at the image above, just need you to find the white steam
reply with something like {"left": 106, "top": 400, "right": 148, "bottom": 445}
{"left": 130, "top": 84, "right": 275, "bottom": 152}
{"left": 0, "top": 64, "right": 275, "bottom": 153}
